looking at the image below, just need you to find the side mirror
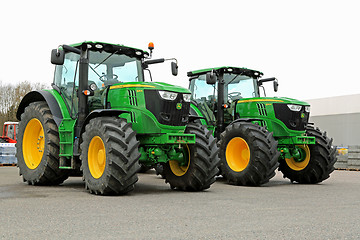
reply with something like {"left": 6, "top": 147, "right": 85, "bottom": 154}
{"left": 51, "top": 49, "right": 65, "bottom": 65}
{"left": 206, "top": 72, "right": 217, "bottom": 84}
{"left": 171, "top": 62, "right": 178, "bottom": 76}
{"left": 273, "top": 80, "right": 279, "bottom": 92}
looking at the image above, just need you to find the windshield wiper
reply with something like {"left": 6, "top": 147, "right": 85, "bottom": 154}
{"left": 89, "top": 64, "right": 101, "bottom": 78}
{"left": 227, "top": 74, "right": 243, "bottom": 86}
{"left": 94, "top": 51, "right": 118, "bottom": 69}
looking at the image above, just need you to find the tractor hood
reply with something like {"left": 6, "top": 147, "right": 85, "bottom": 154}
{"left": 110, "top": 82, "right": 191, "bottom": 94}
{"left": 237, "top": 97, "right": 310, "bottom": 106}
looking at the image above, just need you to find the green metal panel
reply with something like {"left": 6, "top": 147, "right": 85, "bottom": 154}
{"left": 190, "top": 103, "right": 208, "bottom": 126}
{"left": 58, "top": 119, "right": 76, "bottom": 157}
{"left": 105, "top": 81, "right": 196, "bottom": 166}
{"left": 137, "top": 133, "right": 195, "bottom": 145}
{"left": 108, "top": 82, "right": 190, "bottom": 135}
{"left": 277, "top": 136, "right": 316, "bottom": 145}
{"left": 190, "top": 103, "right": 215, "bottom": 133}
{"left": 235, "top": 97, "right": 311, "bottom": 138}
{"left": 44, "top": 89, "right": 76, "bottom": 157}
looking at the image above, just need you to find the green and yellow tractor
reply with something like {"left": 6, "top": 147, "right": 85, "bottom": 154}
{"left": 15, "top": 42, "right": 219, "bottom": 195}
{"left": 188, "top": 66, "right": 336, "bottom": 185}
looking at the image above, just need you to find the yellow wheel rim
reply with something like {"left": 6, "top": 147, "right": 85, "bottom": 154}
{"left": 23, "top": 119, "right": 45, "bottom": 169}
{"left": 285, "top": 145, "right": 311, "bottom": 171}
{"left": 169, "top": 145, "right": 190, "bottom": 177}
{"left": 225, "top": 137, "right": 250, "bottom": 172}
{"left": 88, "top": 136, "right": 106, "bottom": 179}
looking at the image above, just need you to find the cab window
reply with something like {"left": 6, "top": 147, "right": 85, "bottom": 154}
{"left": 53, "top": 52, "right": 80, "bottom": 117}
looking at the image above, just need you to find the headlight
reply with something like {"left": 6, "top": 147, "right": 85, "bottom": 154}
{"left": 158, "top": 91, "right": 178, "bottom": 101}
{"left": 89, "top": 83, "right": 97, "bottom": 91}
{"left": 287, "top": 104, "right": 302, "bottom": 112}
{"left": 305, "top": 106, "right": 310, "bottom": 113}
{"left": 183, "top": 93, "right": 191, "bottom": 102}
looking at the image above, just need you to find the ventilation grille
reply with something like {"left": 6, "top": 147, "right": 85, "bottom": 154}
{"left": 257, "top": 103, "right": 267, "bottom": 116}
{"left": 128, "top": 90, "right": 138, "bottom": 106}
{"left": 130, "top": 112, "right": 137, "bottom": 123}
{"left": 259, "top": 121, "right": 267, "bottom": 129}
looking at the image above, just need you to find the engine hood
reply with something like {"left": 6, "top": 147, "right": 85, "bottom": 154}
{"left": 237, "top": 97, "right": 310, "bottom": 106}
{"left": 109, "top": 82, "right": 191, "bottom": 94}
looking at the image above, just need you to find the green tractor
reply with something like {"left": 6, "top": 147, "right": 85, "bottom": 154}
{"left": 15, "top": 41, "right": 219, "bottom": 195}
{"left": 188, "top": 66, "right": 336, "bottom": 186}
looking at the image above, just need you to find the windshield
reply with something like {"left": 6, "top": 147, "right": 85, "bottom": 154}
{"left": 189, "top": 75, "right": 217, "bottom": 103}
{"left": 189, "top": 75, "right": 217, "bottom": 123}
{"left": 88, "top": 51, "right": 144, "bottom": 89}
{"left": 53, "top": 51, "right": 145, "bottom": 116}
{"left": 189, "top": 73, "right": 259, "bottom": 102}
{"left": 224, "top": 74, "right": 259, "bottom": 101}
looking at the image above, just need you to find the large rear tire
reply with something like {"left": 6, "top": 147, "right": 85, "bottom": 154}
{"left": 162, "top": 123, "right": 219, "bottom": 191}
{"left": 16, "top": 101, "right": 69, "bottom": 185}
{"left": 219, "top": 122, "right": 279, "bottom": 186}
{"left": 80, "top": 117, "right": 141, "bottom": 195}
{"left": 278, "top": 126, "right": 336, "bottom": 183}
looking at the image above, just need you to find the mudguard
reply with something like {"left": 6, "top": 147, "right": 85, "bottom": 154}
{"left": 82, "top": 109, "right": 129, "bottom": 130}
{"left": 232, "top": 118, "right": 263, "bottom": 124}
{"left": 16, "top": 90, "right": 63, "bottom": 126}
{"left": 188, "top": 115, "right": 205, "bottom": 123}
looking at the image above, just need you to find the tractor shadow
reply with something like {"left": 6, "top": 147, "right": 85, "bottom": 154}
{"left": 59, "top": 171, "right": 179, "bottom": 196}
{"left": 214, "top": 172, "right": 305, "bottom": 187}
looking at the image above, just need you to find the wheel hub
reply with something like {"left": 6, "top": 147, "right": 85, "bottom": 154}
{"left": 88, "top": 136, "right": 106, "bottom": 179}
{"left": 225, "top": 137, "right": 250, "bottom": 172}
{"left": 169, "top": 145, "right": 190, "bottom": 176}
{"left": 285, "top": 145, "right": 311, "bottom": 171}
{"left": 23, "top": 118, "right": 45, "bottom": 169}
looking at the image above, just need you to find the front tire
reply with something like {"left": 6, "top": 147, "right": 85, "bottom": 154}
{"left": 278, "top": 126, "right": 336, "bottom": 183}
{"left": 16, "top": 101, "right": 68, "bottom": 185}
{"left": 219, "top": 122, "right": 280, "bottom": 186}
{"left": 162, "top": 123, "right": 219, "bottom": 191}
{"left": 80, "top": 117, "right": 141, "bottom": 195}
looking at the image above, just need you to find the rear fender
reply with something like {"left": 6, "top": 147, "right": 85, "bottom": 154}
{"left": 16, "top": 90, "right": 63, "bottom": 126}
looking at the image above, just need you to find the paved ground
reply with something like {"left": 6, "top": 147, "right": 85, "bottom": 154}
{"left": 0, "top": 167, "right": 359, "bottom": 240}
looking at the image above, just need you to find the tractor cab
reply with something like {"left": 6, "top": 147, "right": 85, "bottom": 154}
{"left": 52, "top": 41, "right": 178, "bottom": 116}
{"left": 188, "top": 67, "right": 264, "bottom": 129}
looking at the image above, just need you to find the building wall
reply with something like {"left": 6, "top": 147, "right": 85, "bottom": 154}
{"left": 306, "top": 94, "right": 360, "bottom": 147}
{"left": 310, "top": 113, "right": 360, "bottom": 146}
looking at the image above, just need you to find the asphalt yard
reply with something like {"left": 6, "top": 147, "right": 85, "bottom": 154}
{"left": 0, "top": 167, "right": 359, "bottom": 239}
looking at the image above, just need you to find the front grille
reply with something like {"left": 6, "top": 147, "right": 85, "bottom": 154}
{"left": 144, "top": 90, "right": 190, "bottom": 126}
{"left": 273, "top": 103, "right": 309, "bottom": 131}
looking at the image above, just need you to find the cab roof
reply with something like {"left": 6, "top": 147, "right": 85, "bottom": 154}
{"left": 187, "top": 66, "right": 263, "bottom": 79}
{"left": 68, "top": 41, "right": 149, "bottom": 59}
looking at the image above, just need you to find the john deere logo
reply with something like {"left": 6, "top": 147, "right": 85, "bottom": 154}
{"left": 301, "top": 113, "right": 305, "bottom": 118}
{"left": 176, "top": 103, "right": 182, "bottom": 110}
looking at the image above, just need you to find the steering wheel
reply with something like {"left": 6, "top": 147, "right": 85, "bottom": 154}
{"left": 99, "top": 74, "right": 118, "bottom": 82}
{"left": 228, "top": 92, "right": 242, "bottom": 100}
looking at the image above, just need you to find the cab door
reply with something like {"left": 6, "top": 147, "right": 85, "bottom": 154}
{"left": 53, "top": 52, "right": 80, "bottom": 118}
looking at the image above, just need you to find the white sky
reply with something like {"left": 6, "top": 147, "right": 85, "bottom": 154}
{"left": 0, "top": 0, "right": 359, "bottom": 100}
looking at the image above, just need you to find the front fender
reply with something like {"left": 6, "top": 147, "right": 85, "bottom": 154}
{"left": 81, "top": 109, "right": 130, "bottom": 134}
{"left": 231, "top": 118, "right": 263, "bottom": 124}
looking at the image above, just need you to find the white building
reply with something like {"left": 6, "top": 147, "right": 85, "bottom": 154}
{"left": 306, "top": 94, "right": 360, "bottom": 147}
